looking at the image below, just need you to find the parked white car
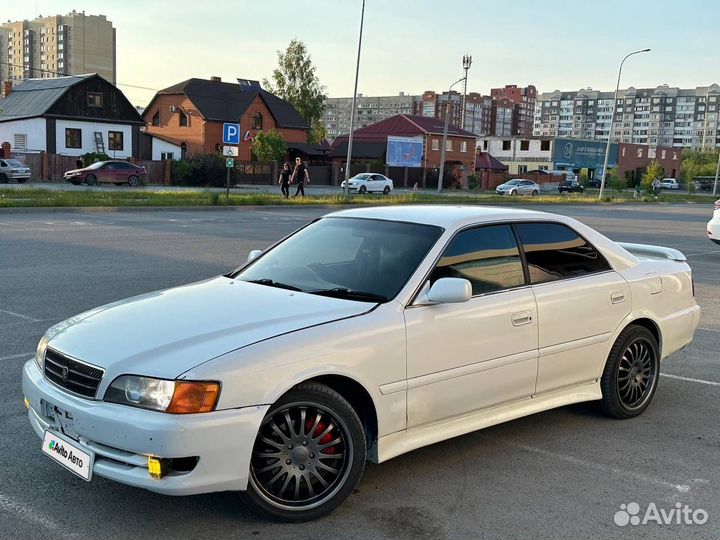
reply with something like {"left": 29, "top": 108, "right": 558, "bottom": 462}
{"left": 708, "top": 199, "right": 720, "bottom": 245}
{"left": 23, "top": 206, "right": 700, "bottom": 521}
{"left": 496, "top": 179, "right": 541, "bottom": 196}
{"left": 340, "top": 173, "right": 393, "bottom": 194}
{"left": 660, "top": 178, "right": 679, "bottom": 190}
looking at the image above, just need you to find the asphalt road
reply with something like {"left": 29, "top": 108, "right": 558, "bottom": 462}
{"left": 1, "top": 203, "right": 718, "bottom": 539}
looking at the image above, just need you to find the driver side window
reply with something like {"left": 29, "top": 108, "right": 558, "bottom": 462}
{"left": 429, "top": 225, "right": 526, "bottom": 296}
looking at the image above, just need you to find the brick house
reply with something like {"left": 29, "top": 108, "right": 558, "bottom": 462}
{"left": 143, "top": 77, "right": 309, "bottom": 159}
{"left": 330, "top": 114, "right": 477, "bottom": 187}
{"left": 617, "top": 143, "right": 682, "bottom": 183}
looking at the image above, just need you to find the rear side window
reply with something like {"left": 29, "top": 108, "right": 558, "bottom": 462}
{"left": 430, "top": 225, "right": 525, "bottom": 295}
{"left": 515, "top": 222, "right": 611, "bottom": 284}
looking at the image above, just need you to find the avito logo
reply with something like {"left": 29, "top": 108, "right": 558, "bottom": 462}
{"left": 614, "top": 502, "right": 708, "bottom": 526}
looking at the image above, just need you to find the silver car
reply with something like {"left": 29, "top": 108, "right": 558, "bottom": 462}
{"left": 0, "top": 158, "right": 31, "bottom": 183}
{"left": 495, "top": 179, "right": 541, "bottom": 196}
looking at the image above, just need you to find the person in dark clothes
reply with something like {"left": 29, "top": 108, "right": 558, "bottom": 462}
{"left": 291, "top": 157, "right": 310, "bottom": 197}
{"left": 278, "top": 162, "right": 291, "bottom": 198}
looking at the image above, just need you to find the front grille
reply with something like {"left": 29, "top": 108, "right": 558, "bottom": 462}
{"left": 44, "top": 349, "right": 104, "bottom": 398}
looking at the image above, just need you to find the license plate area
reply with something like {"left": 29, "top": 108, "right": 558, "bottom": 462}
{"left": 42, "top": 430, "right": 94, "bottom": 481}
{"left": 41, "top": 399, "right": 80, "bottom": 441}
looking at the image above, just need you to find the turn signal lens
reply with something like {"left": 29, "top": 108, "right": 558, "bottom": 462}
{"left": 147, "top": 457, "right": 168, "bottom": 479}
{"left": 165, "top": 381, "right": 221, "bottom": 414}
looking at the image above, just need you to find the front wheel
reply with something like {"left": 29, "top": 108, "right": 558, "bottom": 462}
{"left": 85, "top": 174, "right": 97, "bottom": 186}
{"left": 128, "top": 175, "right": 139, "bottom": 187}
{"left": 531, "top": 190, "right": 539, "bottom": 196}
{"left": 509, "top": 189, "right": 517, "bottom": 196}
{"left": 383, "top": 185, "right": 391, "bottom": 195}
{"left": 358, "top": 185, "right": 367, "bottom": 194}
{"left": 600, "top": 325, "right": 659, "bottom": 419}
{"left": 242, "top": 382, "right": 366, "bottom": 522}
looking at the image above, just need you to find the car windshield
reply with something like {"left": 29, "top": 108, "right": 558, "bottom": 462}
{"left": 86, "top": 161, "right": 107, "bottom": 170}
{"left": 236, "top": 217, "right": 443, "bottom": 302}
{"left": 352, "top": 174, "right": 372, "bottom": 181}
{"left": 6, "top": 159, "right": 26, "bottom": 167}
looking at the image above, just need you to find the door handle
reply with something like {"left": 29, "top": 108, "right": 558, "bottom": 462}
{"left": 611, "top": 292, "right": 626, "bottom": 304}
{"left": 511, "top": 311, "right": 533, "bottom": 326}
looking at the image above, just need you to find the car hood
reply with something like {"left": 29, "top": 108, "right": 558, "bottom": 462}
{"left": 45, "top": 276, "right": 374, "bottom": 381}
{"left": 64, "top": 169, "right": 83, "bottom": 175}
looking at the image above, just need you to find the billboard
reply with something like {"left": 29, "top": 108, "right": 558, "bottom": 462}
{"left": 552, "top": 138, "right": 618, "bottom": 169}
{"left": 386, "top": 136, "right": 423, "bottom": 168}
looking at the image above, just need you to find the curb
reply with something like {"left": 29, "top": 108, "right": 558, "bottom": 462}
{"left": 0, "top": 204, "right": 343, "bottom": 214}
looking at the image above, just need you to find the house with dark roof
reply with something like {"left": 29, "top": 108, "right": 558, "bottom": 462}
{"left": 330, "top": 114, "right": 478, "bottom": 187}
{"left": 0, "top": 74, "right": 145, "bottom": 157}
{"left": 142, "top": 77, "right": 310, "bottom": 159}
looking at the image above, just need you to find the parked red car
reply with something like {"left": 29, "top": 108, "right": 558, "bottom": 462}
{"left": 63, "top": 161, "right": 147, "bottom": 186}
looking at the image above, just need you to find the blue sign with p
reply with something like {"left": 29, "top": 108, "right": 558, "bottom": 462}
{"left": 223, "top": 123, "right": 240, "bottom": 145}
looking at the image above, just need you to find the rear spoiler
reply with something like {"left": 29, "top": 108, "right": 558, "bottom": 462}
{"left": 618, "top": 242, "right": 687, "bottom": 262}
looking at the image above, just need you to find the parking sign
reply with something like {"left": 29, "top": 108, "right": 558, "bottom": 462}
{"left": 223, "top": 123, "right": 240, "bottom": 145}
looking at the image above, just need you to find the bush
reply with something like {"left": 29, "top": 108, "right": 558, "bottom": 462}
{"left": 468, "top": 174, "right": 479, "bottom": 190}
{"left": 606, "top": 169, "right": 626, "bottom": 193}
{"left": 171, "top": 155, "right": 227, "bottom": 186}
{"left": 82, "top": 152, "right": 110, "bottom": 166}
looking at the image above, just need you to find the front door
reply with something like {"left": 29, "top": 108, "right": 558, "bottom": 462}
{"left": 405, "top": 224, "right": 539, "bottom": 428}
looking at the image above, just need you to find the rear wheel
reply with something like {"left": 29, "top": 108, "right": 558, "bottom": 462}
{"left": 383, "top": 185, "right": 391, "bottom": 195}
{"left": 85, "top": 174, "right": 97, "bottom": 186}
{"left": 128, "top": 175, "right": 139, "bottom": 187}
{"left": 17, "top": 178, "right": 27, "bottom": 184}
{"left": 242, "top": 382, "right": 366, "bottom": 522}
{"left": 600, "top": 325, "right": 660, "bottom": 419}
{"left": 532, "top": 189, "right": 539, "bottom": 196}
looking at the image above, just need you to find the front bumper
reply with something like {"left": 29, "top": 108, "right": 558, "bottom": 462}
{"left": 22, "top": 359, "right": 268, "bottom": 496}
{"left": 708, "top": 219, "right": 720, "bottom": 244}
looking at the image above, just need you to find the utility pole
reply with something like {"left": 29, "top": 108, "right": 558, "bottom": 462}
{"left": 461, "top": 54, "right": 472, "bottom": 130}
{"left": 343, "top": 0, "right": 366, "bottom": 196}
{"left": 713, "top": 149, "right": 720, "bottom": 197}
{"left": 437, "top": 77, "right": 465, "bottom": 193}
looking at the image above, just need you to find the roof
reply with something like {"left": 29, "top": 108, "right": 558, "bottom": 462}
{"left": 327, "top": 205, "right": 552, "bottom": 228}
{"left": 329, "top": 141, "right": 386, "bottom": 159}
{"left": 331, "top": 115, "right": 477, "bottom": 147}
{"left": 475, "top": 152, "right": 508, "bottom": 171}
{"left": 147, "top": 78, "right": 309, "bottom": 129}
{"left": 0, "top": 74, "right": 95, "bottom": 121}
{"left": 146, "top": 132, "right": 183, "bottom": 147}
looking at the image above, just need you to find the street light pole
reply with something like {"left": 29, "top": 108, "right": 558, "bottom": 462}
{"left": 599, "top": 48, "right": 650, "bottom": 200}
{"left": 437, "top": 77, "right": 465, "bottom": 193}
{"left": 713, "top": 149, "right": 720, "bottom": 197}
{"left": 461, "top": 54, "right": 472, "bottom": 130}
{"left": 344, "top": 0, "right": 366, "bottom": 196}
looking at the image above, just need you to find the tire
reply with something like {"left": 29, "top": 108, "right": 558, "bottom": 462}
{"left": 242, "top": 382, "right": 366, "bottom": 522}
{"left": 509, "top": 189, "right": 517, "bottom": 196}
{"left": 85, "top": 174, "right": 97, "bottom": 186}
{"left": 358, "top": 185, "right": 367, "bottom": 194}
{"left": 17, "top": 178, "right": 27, "bottom": 184}
{"left": 128, "top": 175, "right": 139, "bottom": 187}
{"left": 531, "top": 190, "right": 539, "bottom": 196}
{"left": 0, "top": 173, "right": 8, "bottom": 184}
{"left": 383, "top": 185, "right": 391, "bottom": 195}
{"left": 600, "top": 325, "right": 660, "bottom": 419}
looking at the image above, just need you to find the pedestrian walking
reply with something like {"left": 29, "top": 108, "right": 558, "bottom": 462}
{"left": 652, "top": 178, "right": 661, "bottom": 197}
{"left": 278, "top": 162, "right": 291, "bottom": 198}
{"left": 291, "top": 157, "right": 310, "bottom": 197}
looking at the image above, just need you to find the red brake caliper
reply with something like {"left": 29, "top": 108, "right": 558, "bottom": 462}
{"left": 306, "top": 420, "right": 336, "bottom": 454}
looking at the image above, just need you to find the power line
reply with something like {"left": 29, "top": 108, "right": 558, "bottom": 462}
{"left": 0, "top": 61, "right": 158, "bottom": 92}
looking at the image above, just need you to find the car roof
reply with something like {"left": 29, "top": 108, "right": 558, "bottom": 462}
{"left": 326, "top": 205, "right": 554, "bottom": 228}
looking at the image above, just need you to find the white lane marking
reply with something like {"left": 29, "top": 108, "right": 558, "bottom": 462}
{"left": 0, "top": 352, "right": 32, "bottom": 362}
{"left": 661, "top": 373, "right": 720, "bottom": 387}
{"left": 686, "top": 250, "right": 720, "bottom": 257}
{"left": 0, "top": 309, "right": 40, "bottom": 322}
{"left": 698, "top": 327, "right": 720, "bottom": 333}
{"left": 0, "top": 493, "right": 79, "bottom": 538}
{"left": 500, "top": 438, "right": 691, "bottom": 493}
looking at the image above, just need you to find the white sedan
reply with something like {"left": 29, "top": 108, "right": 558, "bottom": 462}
{"left": 708, "top": 199, "right": 720, "bottom": 245}
{"left": 495, "top": 178, "right": 541, "bottom": 196}
{"left": 341, "top": 173, "right": 393, "bottom": 194}
{"left": 22, "top": 206, "right": 700, "bottom": 521}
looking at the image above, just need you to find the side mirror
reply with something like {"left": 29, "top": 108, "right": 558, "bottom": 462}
{"left": 415, "top": 278, "right": 472, "bottom": 305}
{"left": 247, "top": 249, "right": 262, "bottom": 262}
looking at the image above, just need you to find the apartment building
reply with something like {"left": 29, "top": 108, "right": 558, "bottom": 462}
{"left": 490, "top": 84, "right": 536, "bottom": 137}
{"left": 323, "top": 93, "right": 416, "bottom": 141}
{"left": 414, "top": 90, "right": 493, "bottom": 137}
{"left": 0, "top": 11, "right": 116, "bottom": 88}
{"left": 534, "top": 84, "right": 720, "bottom": 149}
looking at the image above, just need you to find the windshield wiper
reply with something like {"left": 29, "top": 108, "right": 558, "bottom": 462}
{"left": 243, "top": 278, "right": 303, "bottom": 292}
{"left": 309, "top": 288, "right": 387, "bottom": 303}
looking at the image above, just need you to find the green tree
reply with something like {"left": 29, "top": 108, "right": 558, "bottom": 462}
{"left": 641, "top": 160, "right": 664, "bottom": 193}
{"left": 606, "top": 168, "right": 626, "bottom": 193}
{"left": 264, "top": 39, "right": 327, "bottom": 143}
{"left": 251, "top": 130, "right": 287, "bottom": 162}
{"left": 680, "top": 148, "right": 719, "bottom": 184}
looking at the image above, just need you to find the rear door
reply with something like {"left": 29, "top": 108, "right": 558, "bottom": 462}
{"left": 515, "top": 222, "right": 631, "bottom": 394}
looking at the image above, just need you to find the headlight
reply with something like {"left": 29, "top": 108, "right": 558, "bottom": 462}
{"left": 35, "top": 335, "right": 48, "bottom": 371}
{"left": 104, "top": 375, "right": 220, "bottom": 414}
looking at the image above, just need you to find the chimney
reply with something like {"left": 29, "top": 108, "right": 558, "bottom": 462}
{"left": 210, "top": 76, "right": 221, "bottom": 82}
{"left": 3, "top": 81, "right": 11, "bottom": 97}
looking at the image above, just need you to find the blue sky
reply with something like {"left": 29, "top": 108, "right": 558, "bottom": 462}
{"left": 6, "top": 0, "right": 720, "bottom": 106}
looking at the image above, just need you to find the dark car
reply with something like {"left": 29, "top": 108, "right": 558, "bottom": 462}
{"left": 586, "top": 178, "right": 602, "bottom": 188}
{"left": 63, "top": 160, "right": 147, "bottom": 186}
{"left": 558, "top": 180, "right": 585, "bottom": 193}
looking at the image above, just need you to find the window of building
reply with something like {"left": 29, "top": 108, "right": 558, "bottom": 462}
{"left": 13, "top": 134, "right": 27, "bottom": 150}
{"left": 446, "top": 140, "right": 453, "bottom": 151}
{"left": 87, "top": 92, "right": 103, "bottom": 108}
{"left": 432, "top": 138, "right": 439, "bottom": 151}
{"left": 251, "top": 112, "right": 263, "bottom": 130}
{"left": 179, "top": 111, "right": 188, "bottom": 127}
{"left": 540, "top": 140, "right": 551, "bottom": 151}
{"left": 152, "top": 111, "right": 160, "bottom": 127}
{"left": 515, "top": 222, "right": 611, "bottom": 284}
{"left": 518, "top": 165, "right": 528, "bottom": 174}
{"left": 160, "top": 152, "right": 174, "bottom": 160}
{"left": 502, "top": 140, "right": 511, "bottom": 151}
{"left": 65, "top": 128, "right": 82, "bottom": 149}
{"left": 108, "top": 131, "right": 124, "bottom": 151}
{"left": 460, "top": 141, "right": 468, "bottom": 153}
{"left": 429, "top": 225, "right": 525, "bottom": 295}
{"left": 520, "top": 140, "right": 530, "bottom": 151}
{"left": 482, "top": 140, "right": 488, "bottom": 150}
